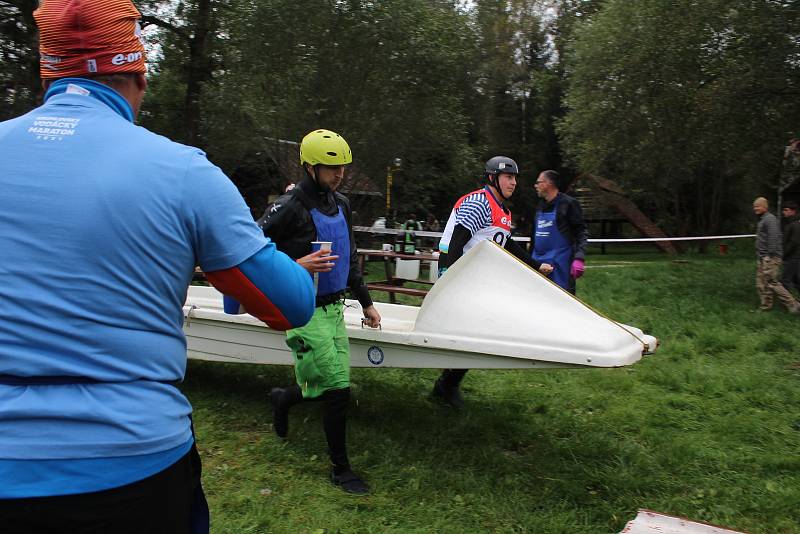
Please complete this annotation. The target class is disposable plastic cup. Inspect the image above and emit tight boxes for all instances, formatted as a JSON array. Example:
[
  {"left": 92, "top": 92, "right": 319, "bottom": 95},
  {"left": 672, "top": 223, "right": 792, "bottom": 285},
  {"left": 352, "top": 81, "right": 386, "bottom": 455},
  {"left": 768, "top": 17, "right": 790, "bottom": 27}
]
[
  {"left": 311, "top": 241, "right": 333, "bottom": 291},
  {"left": 311, "top": 241, "right": 333, "bottom": 253},
  {"left": 223, "top": 295, "right": 242, "bottom": 314}
]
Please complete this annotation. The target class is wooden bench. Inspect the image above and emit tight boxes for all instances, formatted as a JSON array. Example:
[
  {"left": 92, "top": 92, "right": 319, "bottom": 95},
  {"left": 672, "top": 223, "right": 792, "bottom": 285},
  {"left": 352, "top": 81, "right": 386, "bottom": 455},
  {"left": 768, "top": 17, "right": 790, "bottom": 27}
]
[
  {"left": 366, "top": 283, "right": 429, "bottom": 298},
  {"left": 358, "top": 248, "right": 438, "bottom": 302}
]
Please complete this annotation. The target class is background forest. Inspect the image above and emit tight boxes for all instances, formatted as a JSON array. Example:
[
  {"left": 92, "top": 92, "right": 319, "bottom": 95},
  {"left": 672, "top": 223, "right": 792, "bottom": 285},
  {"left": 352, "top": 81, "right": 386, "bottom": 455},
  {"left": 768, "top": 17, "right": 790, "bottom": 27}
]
[{"left": 2, "top": 0, "right": 799, "bottom": 235}]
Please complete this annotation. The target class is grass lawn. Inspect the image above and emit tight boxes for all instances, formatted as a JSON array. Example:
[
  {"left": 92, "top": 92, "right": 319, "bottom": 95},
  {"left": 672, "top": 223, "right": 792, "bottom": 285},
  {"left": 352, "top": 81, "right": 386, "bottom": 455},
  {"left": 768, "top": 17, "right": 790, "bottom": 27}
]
[{"left": 183, "top": 242, "right": 800, "bottom": 533}]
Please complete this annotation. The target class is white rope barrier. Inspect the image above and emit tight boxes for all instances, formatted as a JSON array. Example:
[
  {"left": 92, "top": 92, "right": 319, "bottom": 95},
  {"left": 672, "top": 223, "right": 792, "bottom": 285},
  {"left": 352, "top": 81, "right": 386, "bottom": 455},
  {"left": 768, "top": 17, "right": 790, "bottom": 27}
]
[
  {"left": 583, "top": 234, "right": 755, "bottom": 243},
  {"left": 354, "top": 226, "right": 440, "bottom": 238},
  {"left": 354, "top": 226, "right": 756, "bottom": 244}
]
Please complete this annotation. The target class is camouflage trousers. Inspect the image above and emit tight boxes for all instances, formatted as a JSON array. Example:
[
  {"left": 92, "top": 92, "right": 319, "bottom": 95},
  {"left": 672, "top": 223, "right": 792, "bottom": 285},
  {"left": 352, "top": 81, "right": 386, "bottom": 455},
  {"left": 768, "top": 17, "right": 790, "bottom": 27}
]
[{"left": 756, "top": 256, "right": 800, "bottom": 311}]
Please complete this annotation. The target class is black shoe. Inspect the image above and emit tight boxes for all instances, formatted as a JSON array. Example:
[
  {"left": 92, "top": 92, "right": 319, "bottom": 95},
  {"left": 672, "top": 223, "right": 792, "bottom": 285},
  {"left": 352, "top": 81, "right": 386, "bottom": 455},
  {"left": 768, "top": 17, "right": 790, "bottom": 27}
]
[
  {"left": 432, "top": 378, "right": 464, "bottom": 410},
  {"left": 331, "top": 468, "right": 370, "bottom": 495},
  {"left": 270, "top": 388, "right": 290, "bottom": 438}
]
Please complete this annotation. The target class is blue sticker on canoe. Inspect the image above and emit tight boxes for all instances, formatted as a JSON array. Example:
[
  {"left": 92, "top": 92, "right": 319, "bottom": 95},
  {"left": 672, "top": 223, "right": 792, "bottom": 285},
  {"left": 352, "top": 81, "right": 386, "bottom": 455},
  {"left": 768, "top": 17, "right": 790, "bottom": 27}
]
[{"left": 367, "top": 346, "right": 384, "bottom": 366}]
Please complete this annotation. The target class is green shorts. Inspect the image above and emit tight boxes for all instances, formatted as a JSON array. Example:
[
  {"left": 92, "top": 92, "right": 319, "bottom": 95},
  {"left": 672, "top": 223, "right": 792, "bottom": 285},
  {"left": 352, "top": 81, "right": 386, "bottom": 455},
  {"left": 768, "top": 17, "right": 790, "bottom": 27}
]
[{"left": 285, "top": 301, "right": 350, "bottom": 399}]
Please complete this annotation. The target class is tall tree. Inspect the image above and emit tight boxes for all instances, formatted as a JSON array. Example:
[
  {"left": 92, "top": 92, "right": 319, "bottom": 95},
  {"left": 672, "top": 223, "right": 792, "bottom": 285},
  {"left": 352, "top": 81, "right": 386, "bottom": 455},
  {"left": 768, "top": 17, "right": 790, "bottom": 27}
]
[
  {"left": 0, "top": 0, "right": 40, "bottom": 121},
  {"left": 139, "top": 0, "right": 219, "bottom": 147},
  {"left": 148, "top": 0, "right": 482, "bottom": 221},
  {"left": 467, "top": 0, "right": 560, "bottom": 231},
  {"left": 558, "top": 0, "right": 800, "bottom": 235}
]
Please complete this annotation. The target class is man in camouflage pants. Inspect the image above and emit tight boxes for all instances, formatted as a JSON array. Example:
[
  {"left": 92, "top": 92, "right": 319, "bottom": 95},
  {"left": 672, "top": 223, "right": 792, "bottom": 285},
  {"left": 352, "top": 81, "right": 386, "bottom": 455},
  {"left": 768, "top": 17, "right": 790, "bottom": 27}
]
[{"left": 753, "top": 197, "right": 800, "bottom": 313}]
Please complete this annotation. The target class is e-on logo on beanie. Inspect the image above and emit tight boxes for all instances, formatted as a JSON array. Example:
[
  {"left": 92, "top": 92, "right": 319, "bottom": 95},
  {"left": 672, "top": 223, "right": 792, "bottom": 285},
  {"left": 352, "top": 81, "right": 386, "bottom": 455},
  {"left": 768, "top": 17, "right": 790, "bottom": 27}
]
[{"left": 34, "top": 0, "right": 147, "bottom": 79}]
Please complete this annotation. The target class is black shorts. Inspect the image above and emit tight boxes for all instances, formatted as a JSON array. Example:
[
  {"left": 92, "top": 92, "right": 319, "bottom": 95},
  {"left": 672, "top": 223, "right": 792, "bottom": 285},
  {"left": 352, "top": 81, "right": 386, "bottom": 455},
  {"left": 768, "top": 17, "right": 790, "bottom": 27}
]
[{"left": 0, "top": 443, "right": 207, "bottom": 534}]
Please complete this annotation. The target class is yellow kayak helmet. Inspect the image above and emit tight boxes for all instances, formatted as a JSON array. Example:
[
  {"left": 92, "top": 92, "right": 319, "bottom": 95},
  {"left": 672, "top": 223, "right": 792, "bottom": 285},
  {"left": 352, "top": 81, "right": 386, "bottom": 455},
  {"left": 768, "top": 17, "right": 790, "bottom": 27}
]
[{"left": 299, "top": 129, "right": 353, "bottom": 166}]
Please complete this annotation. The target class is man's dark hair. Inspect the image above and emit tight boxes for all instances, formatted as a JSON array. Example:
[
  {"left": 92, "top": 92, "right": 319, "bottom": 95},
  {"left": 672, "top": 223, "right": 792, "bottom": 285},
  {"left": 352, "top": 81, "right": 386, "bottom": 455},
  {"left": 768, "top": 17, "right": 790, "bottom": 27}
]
[
  {"left": 784, "top": 200, "right": 798, "bottom": 211},
  {"left": 540, "top": 170, "right": 560, "bottom": 189}
]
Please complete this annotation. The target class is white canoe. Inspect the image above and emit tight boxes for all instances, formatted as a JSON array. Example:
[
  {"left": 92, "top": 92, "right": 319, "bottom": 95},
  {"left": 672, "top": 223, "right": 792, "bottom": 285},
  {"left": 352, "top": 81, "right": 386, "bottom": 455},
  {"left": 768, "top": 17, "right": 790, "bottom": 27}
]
[{"left": 183, "top": 240, "right": 658, "bottom": 370}]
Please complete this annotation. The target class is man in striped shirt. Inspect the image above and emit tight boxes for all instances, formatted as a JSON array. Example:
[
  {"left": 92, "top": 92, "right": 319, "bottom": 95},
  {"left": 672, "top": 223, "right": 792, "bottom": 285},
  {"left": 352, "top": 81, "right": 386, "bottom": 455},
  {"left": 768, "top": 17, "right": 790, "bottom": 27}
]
[{"left": 434, "top": 157, "right": 553, "bottom": 409}]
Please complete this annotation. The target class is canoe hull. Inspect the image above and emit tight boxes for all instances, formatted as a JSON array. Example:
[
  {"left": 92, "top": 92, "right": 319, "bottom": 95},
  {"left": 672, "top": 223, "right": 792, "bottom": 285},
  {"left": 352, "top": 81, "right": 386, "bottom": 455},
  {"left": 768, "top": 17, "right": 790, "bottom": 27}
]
[
  {"left": 184, "top": 308, "right": 585, "bottom": 369},
  {"left": 183, "top": 241, "right": 659, "bottom": 370}
]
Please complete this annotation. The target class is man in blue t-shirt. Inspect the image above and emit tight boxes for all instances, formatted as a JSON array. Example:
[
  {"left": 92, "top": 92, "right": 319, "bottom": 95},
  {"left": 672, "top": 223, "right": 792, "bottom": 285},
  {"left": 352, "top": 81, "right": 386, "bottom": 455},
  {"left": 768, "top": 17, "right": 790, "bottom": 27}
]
[{"left": 0, "top": 1, "right": 314, "bottom": 531}]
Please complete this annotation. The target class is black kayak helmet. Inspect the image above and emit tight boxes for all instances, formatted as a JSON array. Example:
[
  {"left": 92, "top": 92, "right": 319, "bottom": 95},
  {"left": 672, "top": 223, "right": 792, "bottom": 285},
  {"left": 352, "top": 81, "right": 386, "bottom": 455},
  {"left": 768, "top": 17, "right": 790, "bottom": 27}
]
[{"left": 484, "top": 156, "right": 519, "bottom": 200}]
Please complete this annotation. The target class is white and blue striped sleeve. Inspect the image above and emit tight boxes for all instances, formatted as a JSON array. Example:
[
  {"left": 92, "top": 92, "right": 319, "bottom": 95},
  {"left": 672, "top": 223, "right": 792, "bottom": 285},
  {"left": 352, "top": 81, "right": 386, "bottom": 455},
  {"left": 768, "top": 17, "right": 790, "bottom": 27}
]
[{"left": 454, "top": 194, "right": 492, "bottom": 235}]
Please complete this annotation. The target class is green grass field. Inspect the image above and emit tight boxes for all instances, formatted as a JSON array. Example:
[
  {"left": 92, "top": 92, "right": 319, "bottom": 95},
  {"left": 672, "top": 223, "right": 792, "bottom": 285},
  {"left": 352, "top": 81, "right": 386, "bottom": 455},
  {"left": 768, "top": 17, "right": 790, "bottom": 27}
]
[{"left": 183, "top": 243, "right": 800, "bottom": 533}]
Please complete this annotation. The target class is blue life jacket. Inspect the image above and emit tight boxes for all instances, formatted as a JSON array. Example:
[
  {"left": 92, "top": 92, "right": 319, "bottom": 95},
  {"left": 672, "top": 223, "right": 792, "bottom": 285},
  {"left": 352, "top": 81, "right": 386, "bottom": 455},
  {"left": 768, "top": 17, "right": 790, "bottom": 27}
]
[{"left": 311, "top": 206, "right": 351, "bottom": 297}]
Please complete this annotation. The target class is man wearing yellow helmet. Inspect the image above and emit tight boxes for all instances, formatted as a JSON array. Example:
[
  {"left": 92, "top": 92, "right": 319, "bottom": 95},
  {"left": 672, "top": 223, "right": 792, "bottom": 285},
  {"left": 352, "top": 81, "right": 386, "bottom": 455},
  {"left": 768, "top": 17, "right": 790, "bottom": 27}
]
[{"left": 256, "top": 129, "right": 381, "bottom": 494}]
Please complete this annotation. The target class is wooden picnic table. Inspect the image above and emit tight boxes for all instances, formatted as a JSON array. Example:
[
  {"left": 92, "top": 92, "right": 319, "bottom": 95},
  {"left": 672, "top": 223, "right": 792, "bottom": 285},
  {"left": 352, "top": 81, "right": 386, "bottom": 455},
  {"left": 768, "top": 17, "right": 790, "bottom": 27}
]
[{"left": 357, "top": 249, "right": 439, "bottom": 303}]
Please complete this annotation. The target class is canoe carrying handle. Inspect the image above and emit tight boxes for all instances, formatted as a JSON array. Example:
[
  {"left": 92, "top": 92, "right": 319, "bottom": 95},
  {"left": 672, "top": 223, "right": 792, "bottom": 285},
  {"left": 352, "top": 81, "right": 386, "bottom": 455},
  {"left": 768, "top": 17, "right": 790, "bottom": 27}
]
[
  {"left": 184, "top": 305, "right": 198, "bottom": 327},
  {"left": 361, "top": 318, "right": 381, "bottom": 330}
]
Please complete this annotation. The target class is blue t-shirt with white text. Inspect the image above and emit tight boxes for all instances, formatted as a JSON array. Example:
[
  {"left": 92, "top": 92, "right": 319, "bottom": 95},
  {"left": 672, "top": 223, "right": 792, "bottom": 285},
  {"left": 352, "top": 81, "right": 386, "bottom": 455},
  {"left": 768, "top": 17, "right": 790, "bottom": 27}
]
[{"left": 0, "top": 79, "right": 267, "bottom": 497}]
